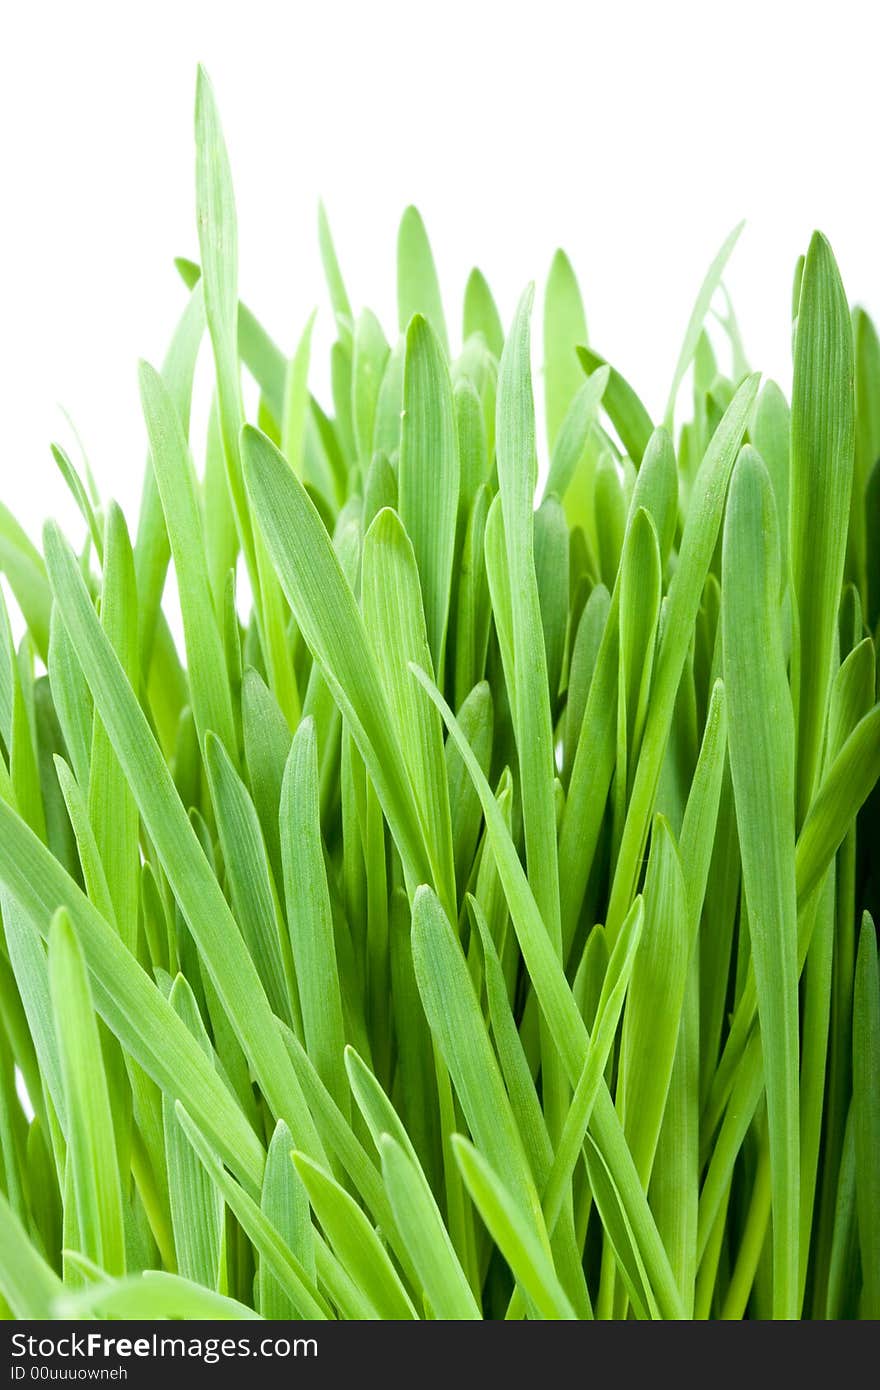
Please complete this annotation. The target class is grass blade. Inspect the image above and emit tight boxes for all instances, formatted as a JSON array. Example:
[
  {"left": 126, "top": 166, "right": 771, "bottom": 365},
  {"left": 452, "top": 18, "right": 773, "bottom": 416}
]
[
  {"left": 790, "top": 233, "right": 855, "bottom": 820},
  {"left": 722, "top": 446, "right": 799, "bottom": 1318}
]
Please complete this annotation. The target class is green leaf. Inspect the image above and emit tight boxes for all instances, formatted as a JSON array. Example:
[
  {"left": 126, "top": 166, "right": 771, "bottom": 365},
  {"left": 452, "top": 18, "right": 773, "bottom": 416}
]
[
  {"left": 49, "top": 909, "right": 125, "bottom": 1277},
  {"left": 582, "top": 1134, "right": 659, "bottom": 1320},
  {"left": 282, "top": 310, "right": 317, "bottom": 476},
  {"left": 453, "top": 484, "right": 492, "bottom": 710},
  {"left": 242, "top": 424, "right": 431, "bottom": 892},
  {"left": 409, "top": 666, "right": 685, "bottom": 1320},
  {"left": 362, "top": 507, "right": 455, "bottom": 913},
  {"left": 194, "top": 67, "right": 246, "bottom": 532},
  {"left": 352, "top": 309, "right": 390, "bottom": 466},
  {"left": 175, "top": 1104, "right": 330, "bottom": 1320},
  {"left": 452, "top": 1136, "right": 575, "bottom": 1320},
  {"left": 205, "top": 731, "right": 292, "bottom": 1023},
  {"left": 576, "top": 347, "right": 653, "bottom": 466},
  {"left": 0, "top": 1189, "right": 66, "bottom": 1318},
  {"left": 140, "top": 360, "right": 236, "bottom": 758},
  {"left": 606, "top": 372, "right": 759, "bottom": 938},
  {"left": 380, "top": 1134, "right": 481, "bottom": 1320},
  {"left": 58, "top": 1271, "right": 261, "bottom": 1321},
  {"left": 790, "top": 233, "right": 855, "bottom": 820},
  {"left": 397, "top": 205, "right": 449, "bottom": 357},
  {"left": 496, "top": 287, "right": 562, "bottom": 954},
  {"left": 446, "top": 681, "right": 493, "bottom": 899},
  {"left": 795, "top": 703, "right": 880, "bottom": 906},
  {"left": 280, "top": 718, "right": 349, "bottom": 1113},
  {"left": 259, "top": 1120, "right": 314, "bottom": 1319},
  {"left": 42, "top": 522, "right": 314, "bottom": 1174},
  {"left": 47, "top": 607, "right": 92, "bottom": 792},
  {"left": 534, "top": 496, "right": 570, "bottom": 705},
  {"left": 163, "top": 975, "right": 222, "bottom": 1289},
  {"left": 618, "top": 818, "right": 688, "bottom": 1188},
  {"left": 615, "top": 509, "right": 661, "bottom": 844},
  {"left": 542, "top": 897, "right": 643, "bottom": 1233},
  {"left": 544, "top": 249, "right": 588, "bottom": 453},
  {"left": 751, "top": 380, "right": 790, "bottom": 580},
  {"left": 317, "top": 200, "right": 353, "bottom": 332},
  {"left": 722, "top": 446, "right": 800, "bottom": 1319},
  {"left": 664, "top": 222, "right": 744, "bottom": 429},
  {"left": 50, "top": 443, "right": 103, "bottom": 561},
  {"left": 463, "top": 267, "right": 504, "bottom": 359},
  {"left": 411, "top": 884, "right": 542, "bottom": 1227},
  {"left": 372, "top": 337, "right": 405, "bottom": 462},
  {"left": 87, "top": 504, "right": 141, "bottom": 951},
  {"left": 467, "top": 894, "right": 551, "bottom": 1190},
  {"left": 544, "top": 367, "right": 609, "bottom": 503},
  {"left": 293, "top": 1151, "right": 417, "bottom": 1320},
  {"left": 0, "top": 503, "right": 51, "bottom": 660},
  {"left": 398, "top": 314, "right": 460, "bottom": 675},
  {"left": 53, "top": 756, "right": 114, "bottom": 925},
  {"left": 853, "top": 914, "right": 880, "bottom": 1317}
]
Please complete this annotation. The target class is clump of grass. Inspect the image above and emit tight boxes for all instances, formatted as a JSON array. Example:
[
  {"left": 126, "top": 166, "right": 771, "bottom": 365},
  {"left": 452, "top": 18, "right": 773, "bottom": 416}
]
[{"left": 0, "top": 67, "right": 877, "bottom": 1322}]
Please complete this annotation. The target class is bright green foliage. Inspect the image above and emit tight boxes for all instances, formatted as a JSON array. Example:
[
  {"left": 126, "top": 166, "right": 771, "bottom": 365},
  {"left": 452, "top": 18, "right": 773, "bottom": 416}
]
[{"left": 0, "top": 69, "right": 877, "bottom": 1323}]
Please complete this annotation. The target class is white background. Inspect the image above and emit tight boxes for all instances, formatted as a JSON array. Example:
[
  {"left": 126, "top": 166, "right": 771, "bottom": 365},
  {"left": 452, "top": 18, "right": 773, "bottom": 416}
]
[{"left": 2, "top": 0, "right": 878, "bottom": 548}]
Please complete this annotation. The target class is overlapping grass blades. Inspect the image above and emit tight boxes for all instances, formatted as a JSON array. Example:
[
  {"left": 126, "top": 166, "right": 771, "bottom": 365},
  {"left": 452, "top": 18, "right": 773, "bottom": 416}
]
[{"left": 0, "top": 68, "right": 877, "bottom": 1321}]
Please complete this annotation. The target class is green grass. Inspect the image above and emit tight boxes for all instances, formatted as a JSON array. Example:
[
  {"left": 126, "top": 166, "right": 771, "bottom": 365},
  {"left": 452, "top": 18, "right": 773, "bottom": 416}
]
[{"left": 0, "top": 66, "right": 878, "bottom": 1321}]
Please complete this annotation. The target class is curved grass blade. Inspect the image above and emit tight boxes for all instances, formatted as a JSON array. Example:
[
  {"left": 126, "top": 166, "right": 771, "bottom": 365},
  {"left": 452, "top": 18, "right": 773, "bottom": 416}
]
[
  {"left": 50, "top": 443, "right": 103, "bottom": 561},
  {"left": 664, "top": 222, "right": 744, "bottom": 429},
  {"left": 795, "top": 703, "right": 880, "bottom": 906},
  {"left": 576, "top": 347, "right": 653, "bottom": 466},
  {"left": 0, "top": 1190, "right": 66, "bottom": 1318},
  {"left": 0, "top": 503, "right": 51, "bottom": 660},
  {"left": 452, "top": 1136, "right": 575, "bottom": 1320},
  {"left": 544, "top": 367, "right": 609, "bottom": 503},
  {"left": 57, "top": 1271, "right": 261, "bottom": 1320},
  {"left": 317, "top": 200, "right": 353, "bottom": 333},
  {"left": 292, "top": 1151, "right": 417, "bottom": 1320}
]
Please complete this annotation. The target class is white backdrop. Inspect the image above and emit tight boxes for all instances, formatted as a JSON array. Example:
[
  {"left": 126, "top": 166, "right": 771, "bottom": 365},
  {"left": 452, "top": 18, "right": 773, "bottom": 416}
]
[{"left": 2, "top": 0, "right": 878, "bottom": 547}]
